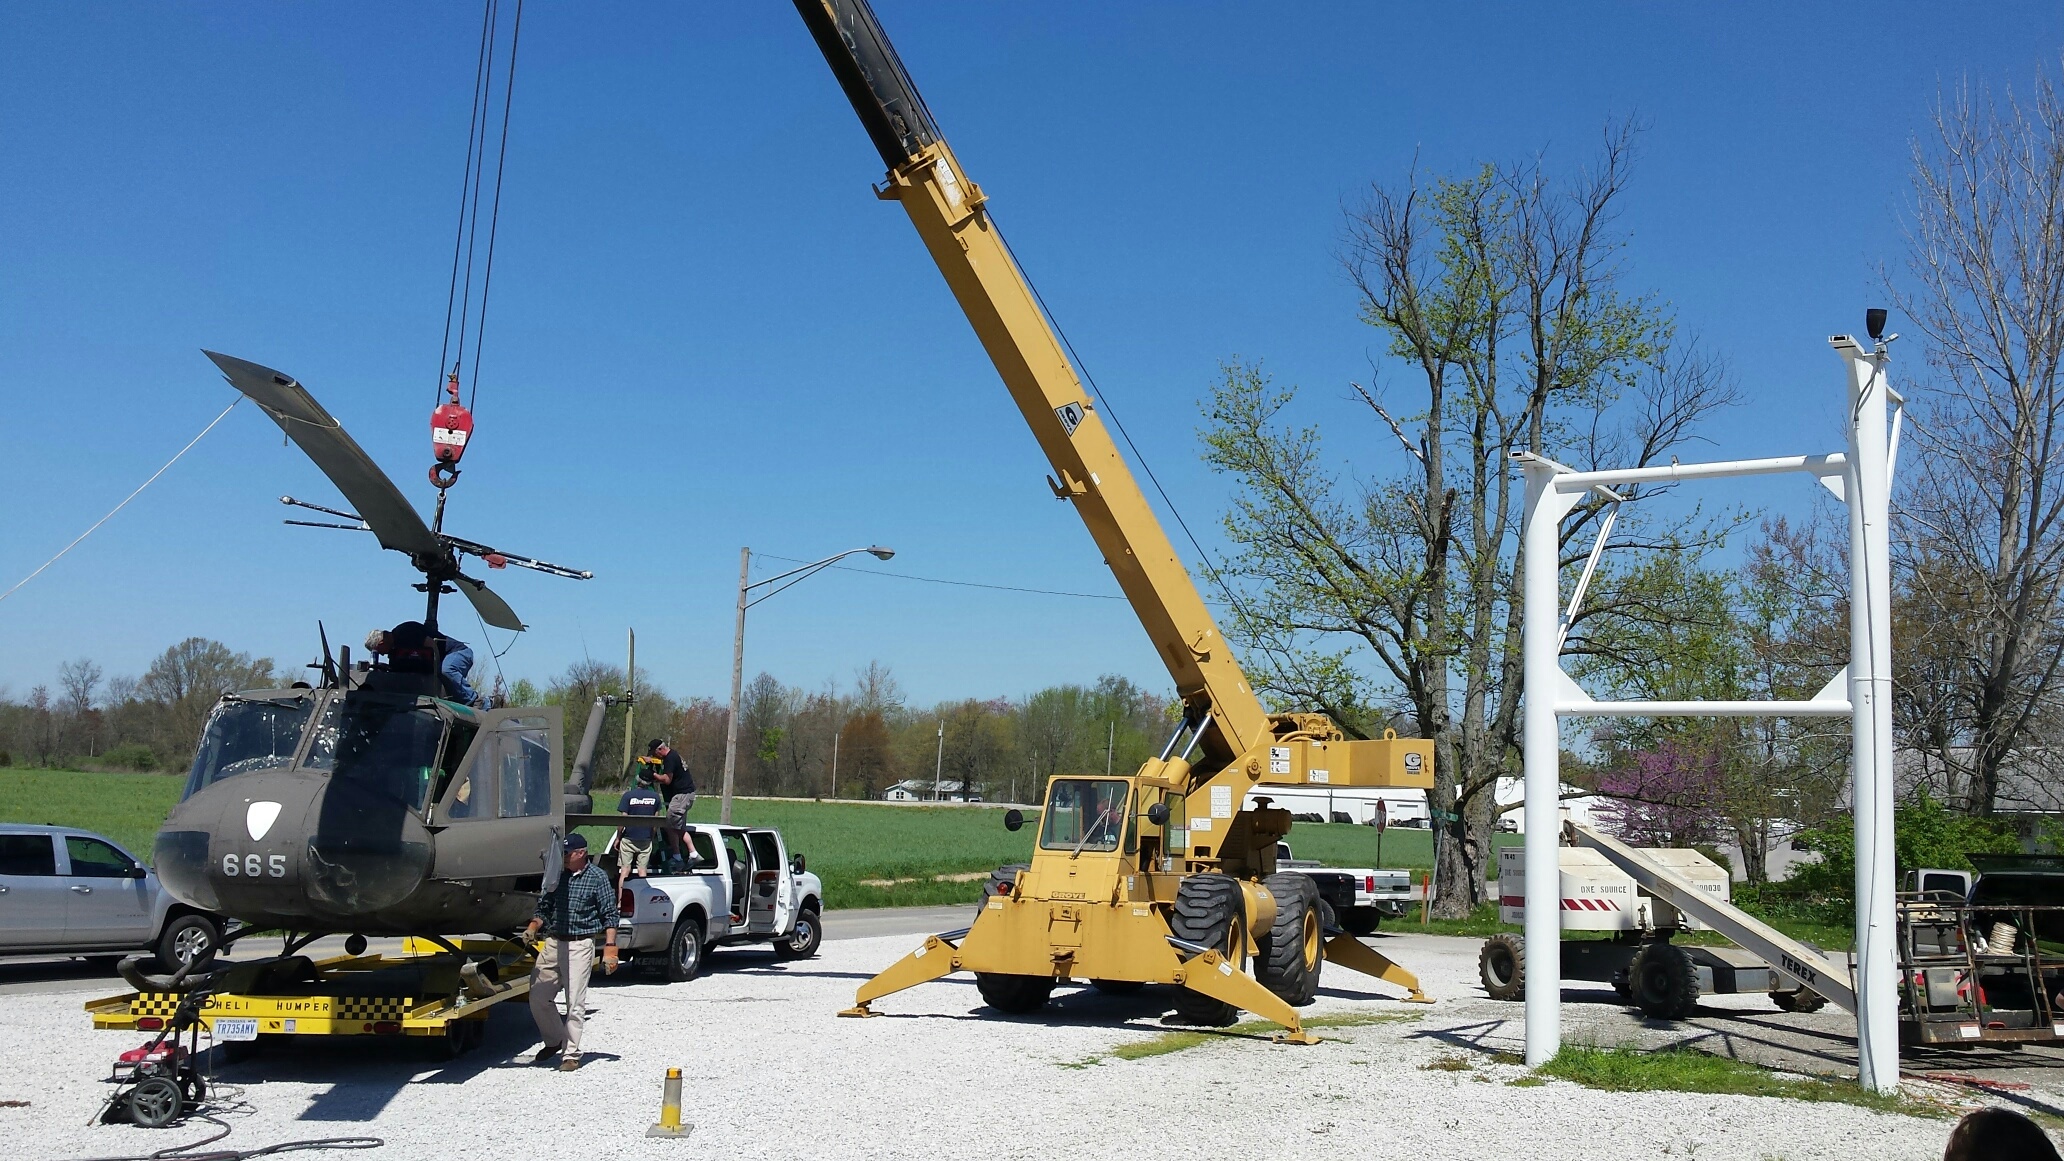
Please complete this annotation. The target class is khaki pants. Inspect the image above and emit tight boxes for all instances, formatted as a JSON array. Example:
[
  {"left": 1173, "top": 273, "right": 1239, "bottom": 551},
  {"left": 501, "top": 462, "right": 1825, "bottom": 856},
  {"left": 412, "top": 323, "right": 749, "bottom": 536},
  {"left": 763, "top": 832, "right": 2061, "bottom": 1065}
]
[{"left": 529, "top": 936, "right": 595, "bottom": 1057}]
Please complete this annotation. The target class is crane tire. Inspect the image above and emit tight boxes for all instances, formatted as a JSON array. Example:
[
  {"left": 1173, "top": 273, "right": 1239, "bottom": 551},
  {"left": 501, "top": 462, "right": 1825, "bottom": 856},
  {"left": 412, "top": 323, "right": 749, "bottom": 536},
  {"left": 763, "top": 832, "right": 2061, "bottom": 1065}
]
[
  {"left": 975, "top": 972, "right": 1054, "bottom": 1013},
  {"left": 980, "top": 864, "right": 1029, "bottom": 904},
  {"left": 1259, "top": 872, "right": 1324, "bottom": 1006},
  {"left": 1479, "top": 933, "right": 1526, "bottom": 1001},
  {"left": 1629, "top": 941, "right": 1701, "bottom": 1019},
  {"left": 1168, "top": 874, "right": 1246, "bottom": 1026}
]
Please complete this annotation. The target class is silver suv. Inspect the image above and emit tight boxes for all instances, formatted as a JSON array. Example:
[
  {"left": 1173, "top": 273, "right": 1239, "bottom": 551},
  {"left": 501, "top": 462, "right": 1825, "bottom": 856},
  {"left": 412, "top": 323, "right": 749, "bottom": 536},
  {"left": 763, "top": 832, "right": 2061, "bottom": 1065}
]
[{"left": 0, "top": 825, "right": 221, "bottom": 971}]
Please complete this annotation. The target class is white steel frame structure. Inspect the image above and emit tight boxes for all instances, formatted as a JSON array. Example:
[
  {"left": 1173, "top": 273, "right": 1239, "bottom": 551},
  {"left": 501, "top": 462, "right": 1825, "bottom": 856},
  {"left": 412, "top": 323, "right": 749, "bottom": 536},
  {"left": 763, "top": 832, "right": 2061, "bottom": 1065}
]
[{"left": 1518, "top": 328, "right": 1902, "bottom": 1092}]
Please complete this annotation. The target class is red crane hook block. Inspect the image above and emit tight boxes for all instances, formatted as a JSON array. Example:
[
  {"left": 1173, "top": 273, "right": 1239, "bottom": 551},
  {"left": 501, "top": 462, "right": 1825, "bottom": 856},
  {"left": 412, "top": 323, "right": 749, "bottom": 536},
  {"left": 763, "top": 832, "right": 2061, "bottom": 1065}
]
[{"left": 430, "top": 372, "right": 474, "bottom": 490}]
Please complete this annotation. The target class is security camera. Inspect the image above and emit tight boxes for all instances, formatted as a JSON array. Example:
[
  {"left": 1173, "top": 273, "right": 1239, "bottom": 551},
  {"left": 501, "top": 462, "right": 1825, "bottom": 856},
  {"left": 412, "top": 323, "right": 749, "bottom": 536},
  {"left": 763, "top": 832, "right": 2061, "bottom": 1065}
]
[{"left": 1866, "top": 308, "right": 1887, "bottom": 340}]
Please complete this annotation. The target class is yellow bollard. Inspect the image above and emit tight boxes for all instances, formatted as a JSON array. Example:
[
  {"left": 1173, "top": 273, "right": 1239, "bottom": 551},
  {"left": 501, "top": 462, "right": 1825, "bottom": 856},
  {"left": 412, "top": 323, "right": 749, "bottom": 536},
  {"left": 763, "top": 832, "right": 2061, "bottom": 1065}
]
[{"left": 644, "top": 1066, "right": 693, "bottom": 1139}]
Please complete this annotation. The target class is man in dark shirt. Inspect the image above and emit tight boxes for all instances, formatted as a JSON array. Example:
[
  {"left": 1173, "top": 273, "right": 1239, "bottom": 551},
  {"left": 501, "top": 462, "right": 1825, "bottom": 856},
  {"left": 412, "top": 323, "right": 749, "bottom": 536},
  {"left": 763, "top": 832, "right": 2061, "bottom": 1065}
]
[
  {"left": 522, "top": 833, "right": 618, "bottom": 1071},
  {"left": 615, "top": 762, "right": 664, "bottom": 889},
  {"left": 365, "top": 622, "right": 479, "bottom": 706},
  {"left": 649, "top": 740, "right": 694, "bottom": 867}
]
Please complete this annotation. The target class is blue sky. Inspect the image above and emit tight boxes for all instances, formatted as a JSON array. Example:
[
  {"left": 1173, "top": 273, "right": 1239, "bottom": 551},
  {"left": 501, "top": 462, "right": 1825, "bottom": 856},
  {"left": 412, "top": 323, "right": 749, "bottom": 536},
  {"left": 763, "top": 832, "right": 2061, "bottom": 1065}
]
[{"left": 3, "top": 2, "right": 2059, "bottom": 707}]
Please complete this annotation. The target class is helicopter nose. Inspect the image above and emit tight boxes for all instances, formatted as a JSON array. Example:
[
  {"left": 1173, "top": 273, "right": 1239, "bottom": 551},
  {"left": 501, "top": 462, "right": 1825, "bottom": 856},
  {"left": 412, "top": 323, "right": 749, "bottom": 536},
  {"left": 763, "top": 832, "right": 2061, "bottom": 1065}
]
[{"left": 155, "top": 770, "right": 325, "bottom": 919}]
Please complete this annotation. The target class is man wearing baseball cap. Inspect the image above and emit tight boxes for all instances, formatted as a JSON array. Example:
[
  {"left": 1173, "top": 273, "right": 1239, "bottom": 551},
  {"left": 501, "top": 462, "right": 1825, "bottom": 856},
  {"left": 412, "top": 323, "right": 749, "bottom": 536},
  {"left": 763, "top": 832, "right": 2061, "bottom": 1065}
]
[{"left": 522, "top": 833, "right": 619, "bottom": 1071}]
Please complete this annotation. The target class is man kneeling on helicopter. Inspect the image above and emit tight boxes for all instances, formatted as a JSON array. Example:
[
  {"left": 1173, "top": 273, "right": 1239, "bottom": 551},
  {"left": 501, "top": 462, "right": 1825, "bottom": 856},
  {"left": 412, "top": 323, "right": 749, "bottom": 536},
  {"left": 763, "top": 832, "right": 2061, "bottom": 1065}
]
[{"left": 365, "top": 622, "right": 479, "bottom": 706}]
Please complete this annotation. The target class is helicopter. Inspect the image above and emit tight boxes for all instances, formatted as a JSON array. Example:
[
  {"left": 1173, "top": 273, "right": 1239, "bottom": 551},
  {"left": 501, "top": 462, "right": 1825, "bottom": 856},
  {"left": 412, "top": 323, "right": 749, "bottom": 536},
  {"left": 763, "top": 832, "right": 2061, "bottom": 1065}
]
[{"left": 146, "top": 351, "right": 612, "bottom": 967}]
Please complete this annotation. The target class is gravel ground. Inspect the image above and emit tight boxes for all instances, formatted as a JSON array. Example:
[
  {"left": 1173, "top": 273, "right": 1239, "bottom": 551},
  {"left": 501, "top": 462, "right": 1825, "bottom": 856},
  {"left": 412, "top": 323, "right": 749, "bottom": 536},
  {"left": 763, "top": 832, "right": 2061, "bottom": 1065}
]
[{"left": 0, "top": 930, "right": 2017, "bottom": 1161}]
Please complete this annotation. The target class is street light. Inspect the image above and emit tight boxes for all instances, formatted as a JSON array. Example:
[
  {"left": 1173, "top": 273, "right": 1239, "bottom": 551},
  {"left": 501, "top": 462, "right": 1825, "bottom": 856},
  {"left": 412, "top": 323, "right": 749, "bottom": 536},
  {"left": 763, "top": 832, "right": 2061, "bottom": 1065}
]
[{"left": 720, "top": 544, "right": 894, "bottom": 823}]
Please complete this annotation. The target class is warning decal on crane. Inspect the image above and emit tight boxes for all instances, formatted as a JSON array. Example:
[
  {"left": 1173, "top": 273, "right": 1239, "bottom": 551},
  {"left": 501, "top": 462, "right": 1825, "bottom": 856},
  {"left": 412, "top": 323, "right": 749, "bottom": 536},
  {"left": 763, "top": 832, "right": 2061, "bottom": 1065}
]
[
  {"left": 1055, "top": 401, "right": 1084, "bottom": 435},
  {"left": 1210, "top": 785, "right": 1233, "bottom": 819}
]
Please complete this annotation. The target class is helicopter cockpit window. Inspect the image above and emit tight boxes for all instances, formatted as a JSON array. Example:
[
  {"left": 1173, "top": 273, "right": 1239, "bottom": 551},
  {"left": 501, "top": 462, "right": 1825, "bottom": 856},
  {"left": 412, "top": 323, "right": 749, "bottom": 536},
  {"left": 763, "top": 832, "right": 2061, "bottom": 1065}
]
[
  {"left": 183, "top": 698, "right": 315, "bottom": 799},
  {"left": 304, "top": 700, "right": 447, "bottom": 813},
  {"left": 1038, "top": 779, "right": 1129, "bottom": 853},
  {"left": 484, "top": 716, "right": 553, "bottom": 819}
]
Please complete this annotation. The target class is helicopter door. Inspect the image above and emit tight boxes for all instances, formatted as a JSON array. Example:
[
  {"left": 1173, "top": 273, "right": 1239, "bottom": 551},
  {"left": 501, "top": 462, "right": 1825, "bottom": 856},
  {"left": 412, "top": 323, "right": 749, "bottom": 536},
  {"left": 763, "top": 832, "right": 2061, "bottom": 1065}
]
[
  {"left": 744, "top": 829, "right": 793, "bottom": 936},
  {"left": 429, "top": 708, "right": 562, "bottom": 885}
]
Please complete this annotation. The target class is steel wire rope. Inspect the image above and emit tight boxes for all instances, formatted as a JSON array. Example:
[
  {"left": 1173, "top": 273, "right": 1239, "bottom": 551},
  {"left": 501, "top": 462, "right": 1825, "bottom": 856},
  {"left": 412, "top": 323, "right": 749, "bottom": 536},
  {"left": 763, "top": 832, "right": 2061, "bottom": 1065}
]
[
  {"left": 448, "top": 0, "right": 501, "bottom": 390},
  {"left": 465, "top": 0, "right": 525, "bottom": 412},
  {"left": 435, "top": 0, "right": 499, "bottom": 403},
  {"left": 0, "top": 398, "right": 242, "bottom": 606},
  {"left": 991, "top": 222, "right": 1351, "bottom": 708},
  {"left": 990, "top": 222, "right": 1260, "bottom": 627}
]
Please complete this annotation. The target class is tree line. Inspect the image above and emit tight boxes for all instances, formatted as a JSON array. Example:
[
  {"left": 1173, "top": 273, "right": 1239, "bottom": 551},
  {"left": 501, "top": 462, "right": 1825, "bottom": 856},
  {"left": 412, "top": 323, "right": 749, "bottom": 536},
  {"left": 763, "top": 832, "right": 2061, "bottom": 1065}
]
[{"left": 0, "top": 640, "right": 1172, "bottom": 806}]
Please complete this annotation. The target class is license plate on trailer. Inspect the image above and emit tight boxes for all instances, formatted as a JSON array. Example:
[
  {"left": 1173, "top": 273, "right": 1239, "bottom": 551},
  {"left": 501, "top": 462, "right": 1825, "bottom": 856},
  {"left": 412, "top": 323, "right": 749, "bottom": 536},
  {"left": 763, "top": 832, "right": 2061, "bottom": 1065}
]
[{"left": 212, "top": 1017, "right": 259, "bottom": 1042}]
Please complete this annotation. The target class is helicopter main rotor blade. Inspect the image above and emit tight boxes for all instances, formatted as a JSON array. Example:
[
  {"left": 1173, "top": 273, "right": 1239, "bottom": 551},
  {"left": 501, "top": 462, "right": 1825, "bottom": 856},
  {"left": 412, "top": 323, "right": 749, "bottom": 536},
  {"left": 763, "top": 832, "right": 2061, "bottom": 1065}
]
[
  {"left": 203, "top": 351, "right": 441, "bottom": 561},
  {"left": 454, "top": 573, "right": 525, "bottom": 632}
]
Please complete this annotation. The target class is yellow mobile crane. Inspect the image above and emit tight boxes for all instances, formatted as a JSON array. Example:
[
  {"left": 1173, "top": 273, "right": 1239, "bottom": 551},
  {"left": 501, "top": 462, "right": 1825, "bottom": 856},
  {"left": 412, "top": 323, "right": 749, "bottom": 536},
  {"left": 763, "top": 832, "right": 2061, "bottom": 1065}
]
[{"left": 797, "top": 0, "right": 1434, "bottom": 1040}]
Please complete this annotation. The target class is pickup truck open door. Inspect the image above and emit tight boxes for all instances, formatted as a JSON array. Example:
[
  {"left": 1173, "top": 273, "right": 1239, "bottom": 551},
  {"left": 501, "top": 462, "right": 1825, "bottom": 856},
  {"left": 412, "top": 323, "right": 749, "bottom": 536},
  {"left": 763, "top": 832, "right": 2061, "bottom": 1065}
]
[{"left": 744, "top": 829, "right": 795, "bottom": 936}]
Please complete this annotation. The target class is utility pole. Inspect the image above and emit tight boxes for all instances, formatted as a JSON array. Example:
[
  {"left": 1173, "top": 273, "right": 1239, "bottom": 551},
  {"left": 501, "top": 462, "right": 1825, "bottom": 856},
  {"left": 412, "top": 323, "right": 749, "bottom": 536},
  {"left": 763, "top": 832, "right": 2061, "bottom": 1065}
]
[
  {"left": 830, "top": 727, "right": 840, "bottom": 800},
  {"left": 720, "top": 547, "right": 750, "bottom": 825},
  {"left": 621, "top": 627, "right": 637, "bottom": 785},
  {"left": 1105, "top": 720, "right": 1114, "bottom": 775},
  {"left": 933, "top": 719, "right": 944, "bottom": 801}
]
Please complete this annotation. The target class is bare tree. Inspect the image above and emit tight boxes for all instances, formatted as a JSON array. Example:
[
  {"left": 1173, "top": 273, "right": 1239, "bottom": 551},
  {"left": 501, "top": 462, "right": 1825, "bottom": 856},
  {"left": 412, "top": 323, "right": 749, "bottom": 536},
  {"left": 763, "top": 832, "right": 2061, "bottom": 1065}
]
[
  {"left": 1205, "top": 124, "right": 1737, "bottom": 914},
  {"left": 57, "top": 658, "right": 101, "bottom": 717},
  {"left": 1891, "top": 69, "right": 2064, "bottom": 813}
]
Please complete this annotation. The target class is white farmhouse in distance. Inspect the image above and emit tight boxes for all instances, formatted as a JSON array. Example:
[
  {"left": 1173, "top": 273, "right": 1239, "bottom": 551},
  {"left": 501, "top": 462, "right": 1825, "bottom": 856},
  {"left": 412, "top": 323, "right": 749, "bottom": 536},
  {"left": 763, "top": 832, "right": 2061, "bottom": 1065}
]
[{"left": 882, "top": 779, "right": 974, "bottom": 803}]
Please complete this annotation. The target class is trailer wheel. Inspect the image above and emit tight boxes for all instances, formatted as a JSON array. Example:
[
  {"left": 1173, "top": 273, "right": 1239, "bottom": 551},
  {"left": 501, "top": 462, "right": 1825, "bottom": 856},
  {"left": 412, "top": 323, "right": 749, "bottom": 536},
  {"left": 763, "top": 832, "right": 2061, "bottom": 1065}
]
[
  {"left": 975, "top": 972, "right": 1055, "bottom": 1013},
  {"left": 1628, "top": 941, "right": 1700, "bottom": 1019},
  {"left": 1259, "top": 872, "right": 1324, "bottom": 1006},
  {"left": 1168, "top": 874, "right": 1247, "bottom": 1026},
  {"left": 1771, "top": 987, "right": 1827, "bottom": 1014},
  {"left": 1341, "top": 907, "right": 1381, "bottom": 936},
  {"left": 1479, "top": 933, "right": 1526, "bottom": 1001},
  {"left": 666, "top": 917, "right": 705, "bottom": 983}
]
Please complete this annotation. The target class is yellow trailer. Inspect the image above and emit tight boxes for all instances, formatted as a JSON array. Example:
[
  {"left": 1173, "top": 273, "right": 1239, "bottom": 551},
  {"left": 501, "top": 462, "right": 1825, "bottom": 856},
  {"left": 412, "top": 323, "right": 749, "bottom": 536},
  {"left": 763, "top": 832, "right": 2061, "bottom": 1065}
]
[{"left": 85, "top": 938, "right": 532, "bottom": 1058}]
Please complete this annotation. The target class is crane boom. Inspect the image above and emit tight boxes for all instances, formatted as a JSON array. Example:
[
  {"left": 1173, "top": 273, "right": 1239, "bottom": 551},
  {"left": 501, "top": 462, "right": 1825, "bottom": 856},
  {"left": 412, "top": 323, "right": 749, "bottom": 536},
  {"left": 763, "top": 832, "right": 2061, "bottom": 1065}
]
[
  {"left": 796, "top": 0, "right": 1268, "bottom": 763},
  {"left": 800, "top": 0, "right": 1440, "bottom": 1035}
]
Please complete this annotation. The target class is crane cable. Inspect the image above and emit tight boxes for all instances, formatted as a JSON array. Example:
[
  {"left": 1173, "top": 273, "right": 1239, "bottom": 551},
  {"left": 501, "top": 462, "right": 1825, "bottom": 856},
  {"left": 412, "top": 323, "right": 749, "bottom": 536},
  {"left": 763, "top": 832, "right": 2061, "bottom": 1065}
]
[{"left": 435, "top": 0, "right": 526, "bottom": 415}]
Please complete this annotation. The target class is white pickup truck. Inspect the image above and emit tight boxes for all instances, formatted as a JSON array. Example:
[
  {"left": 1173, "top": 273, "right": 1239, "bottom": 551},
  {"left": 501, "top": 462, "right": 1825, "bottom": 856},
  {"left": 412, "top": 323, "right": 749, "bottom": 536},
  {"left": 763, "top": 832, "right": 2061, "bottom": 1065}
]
[
  {"left": 608, "top": 823, "right": 824, "bottom": 981},
  {"left": 1276, "top": 842, "right": 1415, "bottom": 935}
]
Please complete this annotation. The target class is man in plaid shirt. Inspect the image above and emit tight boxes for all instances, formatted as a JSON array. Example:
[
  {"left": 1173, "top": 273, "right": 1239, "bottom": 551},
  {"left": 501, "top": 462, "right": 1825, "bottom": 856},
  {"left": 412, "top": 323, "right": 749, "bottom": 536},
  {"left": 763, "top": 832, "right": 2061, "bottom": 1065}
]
[{"left": 522, "top": 833, "right": 619, "bottom": 1071}]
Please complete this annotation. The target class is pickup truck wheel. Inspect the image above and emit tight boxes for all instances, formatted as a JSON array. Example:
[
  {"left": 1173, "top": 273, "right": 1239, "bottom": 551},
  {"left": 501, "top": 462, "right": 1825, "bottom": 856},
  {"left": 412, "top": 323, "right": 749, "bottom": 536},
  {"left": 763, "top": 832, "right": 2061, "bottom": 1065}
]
[
  {"left": 1168, "top": 874, "right": 1246, "bottom": 1026},
  {"left": 975, "top": 972, "right": 1054, "bottom": 1013},
  {"left": 1258, "top": 872, "right": 1323, "bottom": 1006},
  {"left": 1629, "top": 941, "right": 1700, "bottom": 1019},
  {"left": 1479, "top": 933, "right": 1525, "bottom": 1001},
  {"left": 155, "top": 914, "right": 218, "bottom": 973},
  {"left": 665, "top": 917, "right": 705, "bottom": 983},
  {"left": 775, "top": 904, "right": 821, "bottom": 960},
  {"left": 1341, "top": 907, "right": 1381, "bottom": 936}
]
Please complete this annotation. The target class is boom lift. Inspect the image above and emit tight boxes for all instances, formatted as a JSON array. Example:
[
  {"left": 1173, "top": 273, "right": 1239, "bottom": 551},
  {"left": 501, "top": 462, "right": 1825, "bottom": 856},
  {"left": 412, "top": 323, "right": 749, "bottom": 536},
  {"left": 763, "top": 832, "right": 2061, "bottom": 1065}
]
[{"left": 796, "top": 0, "right": 1435, "bottom": 1040}]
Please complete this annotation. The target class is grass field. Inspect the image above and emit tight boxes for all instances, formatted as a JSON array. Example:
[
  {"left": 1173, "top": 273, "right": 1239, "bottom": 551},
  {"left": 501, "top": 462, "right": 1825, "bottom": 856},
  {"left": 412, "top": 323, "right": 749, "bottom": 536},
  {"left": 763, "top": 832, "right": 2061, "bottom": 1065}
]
[{"left": 0, "top": 767, "right": 184, "bottom": 859}]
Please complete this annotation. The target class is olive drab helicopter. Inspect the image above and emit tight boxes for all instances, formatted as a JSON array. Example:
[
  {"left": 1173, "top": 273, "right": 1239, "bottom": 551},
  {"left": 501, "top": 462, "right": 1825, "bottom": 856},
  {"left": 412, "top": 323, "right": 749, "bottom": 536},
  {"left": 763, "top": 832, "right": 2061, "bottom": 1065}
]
[{"left": 144, "top": 351, "right": 615, "bottom": 979}]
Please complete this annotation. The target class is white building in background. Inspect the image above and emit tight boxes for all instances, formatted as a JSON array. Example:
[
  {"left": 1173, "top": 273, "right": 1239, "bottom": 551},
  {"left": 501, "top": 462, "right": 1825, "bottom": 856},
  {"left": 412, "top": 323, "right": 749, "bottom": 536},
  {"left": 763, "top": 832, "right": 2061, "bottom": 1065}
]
[
  {"left": 881, "top": 779, "right": 972, "bottom": 802},
  {"left": 1493, "top": 777, "right": 1614, "bottom": 835},
  {"left": 1243, "top": 787, "right": 1430, "bottom": 827}
]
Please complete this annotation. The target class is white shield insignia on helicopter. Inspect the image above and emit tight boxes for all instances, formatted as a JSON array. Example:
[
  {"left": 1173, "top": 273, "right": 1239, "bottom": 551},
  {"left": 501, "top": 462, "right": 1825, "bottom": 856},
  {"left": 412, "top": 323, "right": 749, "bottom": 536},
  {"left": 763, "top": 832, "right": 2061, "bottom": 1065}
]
[{"left": 246, "top": 801, "right": 283, "bottom": 842}]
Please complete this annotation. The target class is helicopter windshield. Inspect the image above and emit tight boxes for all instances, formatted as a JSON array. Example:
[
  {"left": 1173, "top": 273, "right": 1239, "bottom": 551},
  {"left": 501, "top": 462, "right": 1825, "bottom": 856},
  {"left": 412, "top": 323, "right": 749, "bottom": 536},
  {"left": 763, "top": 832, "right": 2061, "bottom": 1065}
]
[
  {"left": 304, "top": 698, "right": 447, "bottom": 813},
  {"left": 183, "top": 697, "right": 316, "bottom": 799}
]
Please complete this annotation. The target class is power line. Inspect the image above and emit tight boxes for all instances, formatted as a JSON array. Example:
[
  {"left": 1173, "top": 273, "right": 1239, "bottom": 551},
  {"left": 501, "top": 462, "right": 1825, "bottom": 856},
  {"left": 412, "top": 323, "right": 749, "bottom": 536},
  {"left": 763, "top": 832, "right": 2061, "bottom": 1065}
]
[
  {"left": 0, "top": 399, "right": 241, "bottom": 606},
  {"left": 754, "top": 553, "right": 1127, "bottom": 601}
]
